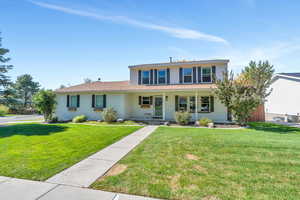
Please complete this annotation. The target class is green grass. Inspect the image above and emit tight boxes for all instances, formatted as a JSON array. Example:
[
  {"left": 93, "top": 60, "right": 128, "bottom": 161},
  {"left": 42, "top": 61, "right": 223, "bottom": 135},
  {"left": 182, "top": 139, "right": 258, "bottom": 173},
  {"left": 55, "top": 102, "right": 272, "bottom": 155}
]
[
  {"left": 91, "top": 122, "right": 300, "bottom": 200},
  {"left": 0, "top": 123, "right": 141, "bottom": 181},
  {"left": 84, "top": 120, "right": 140, "bottom": 125}
]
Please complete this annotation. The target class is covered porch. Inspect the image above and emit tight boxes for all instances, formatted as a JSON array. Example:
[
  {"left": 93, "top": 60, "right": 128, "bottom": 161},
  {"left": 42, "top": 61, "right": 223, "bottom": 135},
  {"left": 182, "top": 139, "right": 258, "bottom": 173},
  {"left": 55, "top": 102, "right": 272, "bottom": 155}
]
[{"left": 124, "top": 90, "right": 228, "bottom": 122}]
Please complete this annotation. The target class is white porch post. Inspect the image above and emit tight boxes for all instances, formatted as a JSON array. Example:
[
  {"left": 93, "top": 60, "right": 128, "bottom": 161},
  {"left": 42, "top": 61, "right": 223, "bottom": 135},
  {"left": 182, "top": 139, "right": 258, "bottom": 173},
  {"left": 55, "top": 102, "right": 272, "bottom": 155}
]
[
  {"left": 195, "top": 92, "right": 198, "bottom": 121},
  {"left": 163, "top": 93, "right": 166, "bottom": 120}
]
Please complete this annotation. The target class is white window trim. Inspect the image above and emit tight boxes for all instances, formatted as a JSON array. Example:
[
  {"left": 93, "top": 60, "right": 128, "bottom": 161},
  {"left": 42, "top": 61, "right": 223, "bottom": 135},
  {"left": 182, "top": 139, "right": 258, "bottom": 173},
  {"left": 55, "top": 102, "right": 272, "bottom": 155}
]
[
  {"left": 182, "top": 68, "right": 193, "bottom": 84},
  {"left": 157, "top": 69, "right": 167, "bottom": 84},
  {"left": 70, "top": 95, "right": 77, "bottom": 108},
  {"left": 95, "top": 95, "right": 104, "bottom": 108},
  {"left": 198, "top": 96, "right": 210, "bottom": 113},
  {"left": 142, "top": 96, "right": 151, "bottom": 105},
  {"left": 201, "top": 67, "right": 213, "bottom": 83},
  {"left": 142, "top": 70, "right": 150, "bottom": 85}
]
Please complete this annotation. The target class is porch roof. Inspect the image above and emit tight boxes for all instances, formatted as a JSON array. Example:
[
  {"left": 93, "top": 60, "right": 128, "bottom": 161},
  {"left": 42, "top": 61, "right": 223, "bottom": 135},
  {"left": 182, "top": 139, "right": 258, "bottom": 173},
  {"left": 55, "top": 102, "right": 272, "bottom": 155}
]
[{"left": 55, "top": 81, "right": 216, "bottom": 93}]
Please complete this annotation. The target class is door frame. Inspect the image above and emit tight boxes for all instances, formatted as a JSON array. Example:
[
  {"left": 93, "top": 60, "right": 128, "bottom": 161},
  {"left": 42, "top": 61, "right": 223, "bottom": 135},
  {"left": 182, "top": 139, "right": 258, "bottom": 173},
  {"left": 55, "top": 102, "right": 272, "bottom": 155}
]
[{"left": 153, "top": 96, "right": 163, "bottom": 119}]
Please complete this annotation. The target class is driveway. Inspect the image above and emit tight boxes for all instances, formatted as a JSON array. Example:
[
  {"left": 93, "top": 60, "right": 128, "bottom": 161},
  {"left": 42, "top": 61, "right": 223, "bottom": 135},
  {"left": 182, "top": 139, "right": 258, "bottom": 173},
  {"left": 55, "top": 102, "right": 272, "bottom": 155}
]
[{"left": 0, "top": 115, "right": 44, "bottom": 124}]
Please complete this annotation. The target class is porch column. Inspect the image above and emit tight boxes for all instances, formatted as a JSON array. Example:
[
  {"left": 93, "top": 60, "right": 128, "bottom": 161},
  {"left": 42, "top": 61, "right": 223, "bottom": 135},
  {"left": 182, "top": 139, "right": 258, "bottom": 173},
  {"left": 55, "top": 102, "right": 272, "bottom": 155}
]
[
  {"left": 195, "top": 92, "right": 198, "bottom": 120},
  {"left": 163, "top": 93, "right": 166, "bottom": 120}
]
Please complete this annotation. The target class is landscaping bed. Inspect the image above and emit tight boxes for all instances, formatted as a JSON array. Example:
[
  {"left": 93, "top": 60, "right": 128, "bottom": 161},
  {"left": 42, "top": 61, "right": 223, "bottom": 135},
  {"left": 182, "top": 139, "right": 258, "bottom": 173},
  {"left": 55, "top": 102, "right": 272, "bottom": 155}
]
[
  {"left": 0, "top": 123, "right": 141, "bottom": 181},
  {"left": 91, "top": 122, "right": 300, "bottom": 200}
]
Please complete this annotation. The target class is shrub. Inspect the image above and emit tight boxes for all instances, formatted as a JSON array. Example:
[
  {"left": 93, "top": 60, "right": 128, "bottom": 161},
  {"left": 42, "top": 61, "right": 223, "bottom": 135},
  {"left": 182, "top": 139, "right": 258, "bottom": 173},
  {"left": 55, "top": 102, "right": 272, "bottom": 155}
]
[
  {"left": 33, "top": 90, "right": 56, "bottom": 122},
  {"left": 72, "top": 115, "right": 87, "bottom": 123},
  {"left": 49, "top": 116, "right": 59, "bottom": 123},
  {"left": 199, "top": 117, "right": 213, "bottom": 127},
  {"left": 0, "top": 105, "right": 9, "bottom": 116},
  {"left": 174, "top": 111, "right": 191, "bottom": 125},
  {"left": 102, "top": 108, "right": 118, "bottom": 123}
]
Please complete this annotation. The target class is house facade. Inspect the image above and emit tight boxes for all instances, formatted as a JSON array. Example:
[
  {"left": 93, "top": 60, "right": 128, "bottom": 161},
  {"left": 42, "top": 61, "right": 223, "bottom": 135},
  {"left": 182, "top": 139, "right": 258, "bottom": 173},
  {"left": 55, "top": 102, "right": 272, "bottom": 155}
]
[
  {"left": 55, "top": 59, "right": 230, "bottom": 122},
  {"left": 265, "top": 73, "right": 300, "bottom": 122}
]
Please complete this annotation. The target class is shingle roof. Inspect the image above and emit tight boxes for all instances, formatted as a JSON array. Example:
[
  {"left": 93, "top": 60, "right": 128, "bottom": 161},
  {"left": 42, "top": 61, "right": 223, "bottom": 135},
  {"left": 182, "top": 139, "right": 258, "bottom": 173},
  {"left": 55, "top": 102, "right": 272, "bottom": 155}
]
[
  {"left": 128, "top": 59, "right": 229, "bottom": 69},
  {"left": 55, "top": 81, "right": 216, "bottom": 93},
  {"left": 278, "top": 73, "right": 300, "bottom": 78}
]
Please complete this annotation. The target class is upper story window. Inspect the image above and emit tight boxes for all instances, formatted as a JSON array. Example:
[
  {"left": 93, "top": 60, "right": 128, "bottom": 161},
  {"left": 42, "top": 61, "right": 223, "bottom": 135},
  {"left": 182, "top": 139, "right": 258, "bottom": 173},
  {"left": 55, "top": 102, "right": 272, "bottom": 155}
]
[
  {"left": 70, "top": 95, "right": 78, "bottom": 107},
  {"left": 95, "top": 95, "right": 104, "bottom": 108},
  {"left": 158, "top": 69, "right": 166, "bottom": 84},
  {"left": 142, "top": 70, "right": 150, "bottom": 84},
  {"left": 202, "top": 67, "right": 212, "bottom": 83},
  {"left": 183, "top": 68, "right": 193, "bottom": 83}
]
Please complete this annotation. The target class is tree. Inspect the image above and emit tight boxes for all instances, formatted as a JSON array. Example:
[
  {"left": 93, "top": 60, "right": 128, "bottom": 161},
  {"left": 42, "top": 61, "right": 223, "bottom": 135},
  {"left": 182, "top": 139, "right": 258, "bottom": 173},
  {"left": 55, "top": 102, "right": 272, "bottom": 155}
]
[
  {"left": 84, "top": 78, "right": 92, "bottom": 83},
  {"left": 0, "top": 33, "right": 13, "bottom": 104},
  {"left": 59, "top": 84, "right": 66, "bottom": 89},
  {"left": 33, "top": 90, "right": 56, "bottom": 122},
  {"left": 241, "top": 60, "right": 275, "bottom": 103},
  {"left": 13, "top": 74, "right": 40, "bottom": 107}
]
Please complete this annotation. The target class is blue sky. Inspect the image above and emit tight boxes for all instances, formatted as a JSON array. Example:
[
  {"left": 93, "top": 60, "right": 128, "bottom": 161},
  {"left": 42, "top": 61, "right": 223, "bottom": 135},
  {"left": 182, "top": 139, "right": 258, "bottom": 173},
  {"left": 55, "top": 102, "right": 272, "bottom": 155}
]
[{"left": 1, "top": 0, "right": 300, "bottom": 89}]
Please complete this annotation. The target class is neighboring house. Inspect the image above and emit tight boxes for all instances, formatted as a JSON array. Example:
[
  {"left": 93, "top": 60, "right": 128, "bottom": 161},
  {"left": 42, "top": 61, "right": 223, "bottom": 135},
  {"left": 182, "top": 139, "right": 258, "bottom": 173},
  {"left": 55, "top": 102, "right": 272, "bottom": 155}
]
[
  {"left": 265, "top": 73, "right": 300, "bottom": 122},
  {"left": 55, "top": 59, "right": 230, "bottom": 122}
]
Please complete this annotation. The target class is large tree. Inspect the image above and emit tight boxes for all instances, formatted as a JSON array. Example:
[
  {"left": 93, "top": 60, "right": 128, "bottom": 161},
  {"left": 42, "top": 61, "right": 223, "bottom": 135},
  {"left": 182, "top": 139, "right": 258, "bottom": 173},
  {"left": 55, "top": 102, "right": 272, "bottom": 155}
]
[
  {"left": 13, "top": 74, "right": 40, "bottom": 107},
  {"left": 214, "top": 60, "right": 274, "bottom": 125},
  {"left": 0, "top": 34, "right": 13, "bottom": 104}
]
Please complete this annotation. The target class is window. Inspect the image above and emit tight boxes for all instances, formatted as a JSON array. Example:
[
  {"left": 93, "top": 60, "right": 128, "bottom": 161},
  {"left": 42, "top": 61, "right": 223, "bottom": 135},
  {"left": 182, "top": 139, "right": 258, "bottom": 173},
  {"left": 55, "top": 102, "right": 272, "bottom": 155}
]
[
  {"left": 183, "top": 68, "right": 193, "bottom": 83},
  {"left": 178, "top": 96, "right": 188, "bottom": 111},
  {"left": 202, "top": 67, "right": 212, "bottom": 83},
  {"left": 142, "top": 70, "right": 150, "bottom": 84},
  {"left": 189, "top": 96, "right": 196, "bottom": 113},
  {"left": 95, "top": 95, "right": 104, "bottom": 108},
  {"left": 142, "top": 96, "right": 151, "bottom": 105},
  {"left": 199, "top": 96, "right": 210, "bottom": 112},
  {"left": 70, "top": 95, "right": 77, "bottom": 107},
  {"left": 158, "top": 69, "right": 166, "bottom": 84}
]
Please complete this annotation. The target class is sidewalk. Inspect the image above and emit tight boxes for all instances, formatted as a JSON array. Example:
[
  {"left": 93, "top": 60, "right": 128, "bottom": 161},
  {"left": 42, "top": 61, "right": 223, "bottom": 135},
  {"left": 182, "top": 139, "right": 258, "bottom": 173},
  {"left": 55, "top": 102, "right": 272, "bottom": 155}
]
[
  {"left": 0, "top": 176, "right": 159, "bottom": 200},
  {"left": 0, "top": 126, "right": 160, "bottom": 200},
  {"left": 46, "top": 126, "right": 158, "bottom": 187}
]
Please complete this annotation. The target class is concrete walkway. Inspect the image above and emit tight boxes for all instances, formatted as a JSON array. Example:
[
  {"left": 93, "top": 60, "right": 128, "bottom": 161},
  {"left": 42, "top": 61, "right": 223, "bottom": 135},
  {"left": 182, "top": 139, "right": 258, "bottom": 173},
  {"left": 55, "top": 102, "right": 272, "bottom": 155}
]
[
  {"left": 0, "top": 176, "right": 159, "bottom": 200},
  {"left": 46, "top": 126, "right": 158, "bottom": 187},
  {"left": 0, "top": 126, "right": 160, "bottom": 200}
]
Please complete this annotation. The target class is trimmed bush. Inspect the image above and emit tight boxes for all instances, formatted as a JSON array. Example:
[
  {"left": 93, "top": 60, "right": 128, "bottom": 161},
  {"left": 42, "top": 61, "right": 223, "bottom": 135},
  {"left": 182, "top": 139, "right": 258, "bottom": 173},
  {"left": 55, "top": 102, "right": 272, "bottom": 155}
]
[
  {"left": 102, "top": 108, "right": 118, "bottom": 123},
  {"left": 174, "top": 111, "right": 191, "bottom": 125},
  {"left": 72, "top": 115, "right": 87, "bottom": 123},
  {"left": 0, "top": 105, "right": 9, "bottom": 116},
  {"left": 199, "top": 117, "right": 213, "bottom": 127}
]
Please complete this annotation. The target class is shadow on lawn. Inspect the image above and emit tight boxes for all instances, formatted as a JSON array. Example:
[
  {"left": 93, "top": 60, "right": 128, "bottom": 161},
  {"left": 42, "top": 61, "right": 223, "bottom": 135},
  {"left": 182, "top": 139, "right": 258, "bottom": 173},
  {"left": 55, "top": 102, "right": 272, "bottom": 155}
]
[
  {"left": 0, "top": 124, "right": 68, "bottom": 138},
  {"left": 248, "top": 122, "right": 300, "bottom": 134}
]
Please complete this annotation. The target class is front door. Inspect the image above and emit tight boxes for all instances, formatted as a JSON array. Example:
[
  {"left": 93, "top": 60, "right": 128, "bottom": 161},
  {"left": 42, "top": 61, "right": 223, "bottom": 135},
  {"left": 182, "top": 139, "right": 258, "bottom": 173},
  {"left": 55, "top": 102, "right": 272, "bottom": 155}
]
[{"left": 154, "top": 96, "right": 163, "bottom": 118}]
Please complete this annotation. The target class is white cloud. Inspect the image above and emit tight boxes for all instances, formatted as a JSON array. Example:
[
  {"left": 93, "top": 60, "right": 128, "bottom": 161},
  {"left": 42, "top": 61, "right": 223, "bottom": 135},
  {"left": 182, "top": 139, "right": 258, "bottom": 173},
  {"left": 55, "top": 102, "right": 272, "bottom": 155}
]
[{"left": 29, "top": 0, "right": 229, "bottom": 44}]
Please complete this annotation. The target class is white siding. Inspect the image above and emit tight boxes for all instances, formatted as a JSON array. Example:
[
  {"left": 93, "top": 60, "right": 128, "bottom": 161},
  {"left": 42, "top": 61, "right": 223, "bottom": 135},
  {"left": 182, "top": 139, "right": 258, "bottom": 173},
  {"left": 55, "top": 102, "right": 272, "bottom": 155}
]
[
  {"left": 56, "top": 92, "right": 228, "bottom": 122},
  {"left": 55, "top": 93, "right": 127, "bottom": 121},
  {"left": 266, "top": 77, "right": 300, "bottom": 116},
  {"left": 129, "top": 63, "right": 227, "bottom": 85}
]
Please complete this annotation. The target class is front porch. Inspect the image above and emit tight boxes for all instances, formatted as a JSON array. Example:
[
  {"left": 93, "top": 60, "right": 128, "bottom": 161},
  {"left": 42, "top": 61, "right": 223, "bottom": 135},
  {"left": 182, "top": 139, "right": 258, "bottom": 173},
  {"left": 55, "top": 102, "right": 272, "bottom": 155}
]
[{"left": 124, "top": 91, "right": 228, "bottom": 123}]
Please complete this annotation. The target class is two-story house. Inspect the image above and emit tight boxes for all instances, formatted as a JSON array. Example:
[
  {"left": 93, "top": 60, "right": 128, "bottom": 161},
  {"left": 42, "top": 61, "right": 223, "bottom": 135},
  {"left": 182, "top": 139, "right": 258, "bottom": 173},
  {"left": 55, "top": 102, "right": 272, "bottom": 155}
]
[{"left": 55, "top": 59, "right": 230, "bottom": 122}]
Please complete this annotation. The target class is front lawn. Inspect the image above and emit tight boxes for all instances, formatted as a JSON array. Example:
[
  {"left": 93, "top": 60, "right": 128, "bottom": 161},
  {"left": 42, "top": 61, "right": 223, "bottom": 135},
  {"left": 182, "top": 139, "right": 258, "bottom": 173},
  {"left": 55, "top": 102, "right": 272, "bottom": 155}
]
[
  {"left": 92, "top": 123, "right": 300, "bottom": 200},
  {"left": 0, "top": 123, "right": 141, "bottom": 181},
  {"left": 84, "top": 120, "right": 140, "bottom": 125}
]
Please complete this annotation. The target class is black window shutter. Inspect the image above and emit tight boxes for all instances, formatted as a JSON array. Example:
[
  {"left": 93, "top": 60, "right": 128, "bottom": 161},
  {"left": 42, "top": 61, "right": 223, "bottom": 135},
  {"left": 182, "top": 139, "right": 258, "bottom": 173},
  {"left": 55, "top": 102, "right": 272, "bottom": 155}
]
[
  {"left": 103, "top": 95, "right": 106, "bottom": 108},
  {"left": 77, "top": 95, "right": 80, "bottom": 107},
  {"left": 154, "top": 69, "right": 158, "bottom": 84},
  {"left": 193, "top": 67, "right": 197, "bottom": 83},
  {"left": 67, "top": 95, "right": 70, "bottom": 107},
  {"left": 138, "top": 70, "right": 142, "bottom": 85},
  {"left": 210, "top": 96, "right": 214, "bottom": 112},
  {"left": 198, "top": 67, "right": 202, "bottom": 83},
  {"left": 92, "top": 94, "right": 95, "bottom": 108},
  {"left": 212, "top": 66, "right": 216, "bottom": 82},
  {"left": 175, "top": 95, "right": 179, "bottom": 111},
  {"left": 150, "top": 69, "right": 153, "bottom": 84},
  {"left": 179, "top": 68, "right": 183, "bottom": 83},
  {"left": 167, "top": 68, "right": 170, "bottom": 84},
  {"left": 138, "top": 96, "right": 142, "bottom": 105},
  {"left": 150, "top": 96, "right": 153, "bottom": 105}
]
